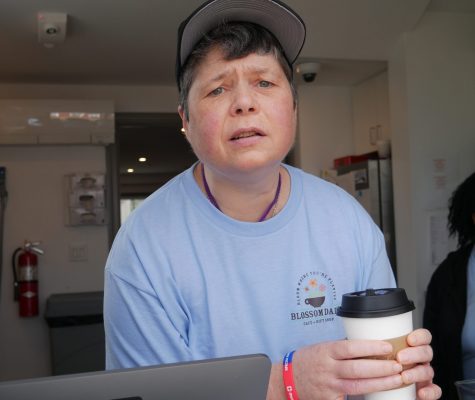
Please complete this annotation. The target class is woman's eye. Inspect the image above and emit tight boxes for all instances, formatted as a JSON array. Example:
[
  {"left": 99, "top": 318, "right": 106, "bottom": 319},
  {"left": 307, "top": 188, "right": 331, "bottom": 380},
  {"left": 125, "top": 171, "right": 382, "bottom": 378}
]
[
  {"left": 259, "top": 80, "right": 273, "bottom": 88},
  {"left": 209, "top": 87, "right": 224, "bottom": 96}
]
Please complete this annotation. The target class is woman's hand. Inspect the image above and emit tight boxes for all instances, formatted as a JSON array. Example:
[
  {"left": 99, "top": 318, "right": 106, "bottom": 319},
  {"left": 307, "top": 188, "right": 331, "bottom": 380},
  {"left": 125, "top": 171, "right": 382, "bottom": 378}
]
[
  {"left": 267, "top": 331, "right": 442, "bottom": 400},
  {"left": 397, "top": 328, "right": 442, "bottom": 399},
  {"left": 291, "top": 340, "right": 404, "bottom": 399}
]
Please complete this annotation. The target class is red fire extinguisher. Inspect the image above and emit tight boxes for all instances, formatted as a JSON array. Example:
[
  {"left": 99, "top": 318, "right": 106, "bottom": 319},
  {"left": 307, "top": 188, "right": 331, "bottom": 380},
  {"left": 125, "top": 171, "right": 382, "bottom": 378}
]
[{"left": 12, "top": 241, "right": 44, "bottom": 317}]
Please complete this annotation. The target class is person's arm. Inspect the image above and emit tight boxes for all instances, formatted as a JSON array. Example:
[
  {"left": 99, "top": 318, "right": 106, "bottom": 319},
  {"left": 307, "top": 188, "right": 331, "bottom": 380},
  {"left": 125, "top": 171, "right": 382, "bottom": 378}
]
[
  {"left": 104, "top": 268, "right": 193, "bottom": 369},
  {"left": 266, "top": 331, "right": 441, "bottom": 400},
  {"left": 104, "top": 227, "right": 193, "bottom": 369}
]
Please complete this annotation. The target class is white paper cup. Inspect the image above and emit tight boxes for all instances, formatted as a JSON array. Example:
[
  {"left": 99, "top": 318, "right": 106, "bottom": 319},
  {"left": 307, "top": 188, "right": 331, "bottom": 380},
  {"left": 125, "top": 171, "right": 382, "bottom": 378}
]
[{"left": 337, "top": 288, "right": 416, "bottom": 400}]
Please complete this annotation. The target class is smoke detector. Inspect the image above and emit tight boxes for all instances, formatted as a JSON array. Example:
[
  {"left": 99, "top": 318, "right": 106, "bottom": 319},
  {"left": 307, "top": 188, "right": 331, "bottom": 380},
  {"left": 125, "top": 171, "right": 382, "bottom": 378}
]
[{"left": 37, "top": 12, "right": 67, "bottom": 48}]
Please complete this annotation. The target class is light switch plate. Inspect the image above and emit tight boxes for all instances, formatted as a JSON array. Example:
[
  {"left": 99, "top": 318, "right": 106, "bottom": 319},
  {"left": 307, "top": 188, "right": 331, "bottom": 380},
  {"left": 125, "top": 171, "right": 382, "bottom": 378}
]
[{"left": 69, "top": 242, "right": 88, "bottom": 262}]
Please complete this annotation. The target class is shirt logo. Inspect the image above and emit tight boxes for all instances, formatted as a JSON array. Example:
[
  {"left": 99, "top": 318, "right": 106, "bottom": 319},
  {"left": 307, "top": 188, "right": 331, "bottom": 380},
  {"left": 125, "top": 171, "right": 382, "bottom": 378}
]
[{"left": 291, "top": 271, "right": 338, "bottom": 326}]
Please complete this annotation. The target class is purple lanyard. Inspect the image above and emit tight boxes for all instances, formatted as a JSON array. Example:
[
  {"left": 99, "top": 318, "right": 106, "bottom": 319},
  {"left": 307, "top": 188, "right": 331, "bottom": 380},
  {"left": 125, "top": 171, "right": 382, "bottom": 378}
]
[{"left": 201, "top": 164, "right": 281, "bottom": 222}]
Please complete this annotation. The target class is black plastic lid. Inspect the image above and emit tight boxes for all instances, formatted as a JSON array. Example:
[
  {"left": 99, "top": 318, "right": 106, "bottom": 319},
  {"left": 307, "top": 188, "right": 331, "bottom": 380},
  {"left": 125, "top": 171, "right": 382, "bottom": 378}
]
[{"left": 336, "top": 288, "right": 415, "bottom": 318}]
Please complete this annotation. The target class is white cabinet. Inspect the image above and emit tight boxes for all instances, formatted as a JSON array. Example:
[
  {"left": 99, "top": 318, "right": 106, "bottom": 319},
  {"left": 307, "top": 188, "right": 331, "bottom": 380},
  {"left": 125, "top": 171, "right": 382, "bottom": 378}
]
[
  {"left": 351, "top": 72, "right": 391, "bottom": 154},
  {"left": 0, "top": 99, "right": 114, "bottom": 145}
]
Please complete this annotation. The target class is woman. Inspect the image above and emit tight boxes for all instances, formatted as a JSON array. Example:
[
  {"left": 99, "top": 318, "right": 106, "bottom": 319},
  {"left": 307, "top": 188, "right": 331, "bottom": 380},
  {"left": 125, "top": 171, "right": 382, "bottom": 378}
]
[
  {"left": 105, "top": 1, "right": 440, "bottom": 399},
  {"left": 424, "top": 172, "right": 475, "bottom": 399}
]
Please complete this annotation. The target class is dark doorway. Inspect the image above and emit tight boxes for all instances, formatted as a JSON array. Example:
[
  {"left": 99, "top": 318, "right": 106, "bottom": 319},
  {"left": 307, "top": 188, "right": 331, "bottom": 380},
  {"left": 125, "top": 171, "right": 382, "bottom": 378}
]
[{"left": 115, "top": 112, "right": 197, "bottom": 223}]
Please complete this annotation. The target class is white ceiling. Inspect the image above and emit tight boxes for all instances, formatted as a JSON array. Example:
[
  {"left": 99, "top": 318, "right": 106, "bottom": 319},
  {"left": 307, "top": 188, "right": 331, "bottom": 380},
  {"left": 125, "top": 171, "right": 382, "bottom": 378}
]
[{"left": 0, "top": 0, "right": 436, "bottom": 87}]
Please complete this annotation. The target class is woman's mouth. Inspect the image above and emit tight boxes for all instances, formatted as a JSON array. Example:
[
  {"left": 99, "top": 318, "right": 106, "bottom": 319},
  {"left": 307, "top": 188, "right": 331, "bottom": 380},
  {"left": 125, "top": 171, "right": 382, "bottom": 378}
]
[{"left": 230, "top": 130, "right": 263, "bottom": 141}]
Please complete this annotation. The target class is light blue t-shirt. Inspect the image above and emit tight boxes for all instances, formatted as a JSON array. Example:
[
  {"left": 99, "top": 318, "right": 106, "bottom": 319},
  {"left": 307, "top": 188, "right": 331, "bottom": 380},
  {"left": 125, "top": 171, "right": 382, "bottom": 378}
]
[
  {"left": 104, "top": 164, "right": 395, "bottom": 369},
  {"left": 462, "top": 246, "right": 475, "bottom": 379}
]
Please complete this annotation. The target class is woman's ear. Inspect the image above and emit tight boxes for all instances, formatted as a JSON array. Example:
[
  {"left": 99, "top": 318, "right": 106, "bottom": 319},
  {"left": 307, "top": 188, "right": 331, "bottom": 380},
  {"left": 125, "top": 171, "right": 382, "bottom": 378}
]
[{"left": 178, "top": 105, "right": 188, "bottom": 136}]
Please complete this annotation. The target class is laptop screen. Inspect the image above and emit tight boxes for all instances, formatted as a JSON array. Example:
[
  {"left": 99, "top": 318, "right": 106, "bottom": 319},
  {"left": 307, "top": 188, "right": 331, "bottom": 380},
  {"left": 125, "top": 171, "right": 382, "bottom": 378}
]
[{"left": 0, "top": 354, "right": 271, "bottom": 400}]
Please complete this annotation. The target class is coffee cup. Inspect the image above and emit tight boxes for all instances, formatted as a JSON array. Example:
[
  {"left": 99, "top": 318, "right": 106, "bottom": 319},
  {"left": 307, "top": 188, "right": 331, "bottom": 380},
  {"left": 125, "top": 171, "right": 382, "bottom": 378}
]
[{"left": 336, "top": 288, "right": 416, "bottom": 400}]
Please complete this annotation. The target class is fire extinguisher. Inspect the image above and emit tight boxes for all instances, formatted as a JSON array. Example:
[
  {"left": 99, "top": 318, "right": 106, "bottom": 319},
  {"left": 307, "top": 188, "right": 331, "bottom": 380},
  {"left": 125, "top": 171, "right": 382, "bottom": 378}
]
[{"left": 12, "top": 241, "right": 44, "bottom": 317}]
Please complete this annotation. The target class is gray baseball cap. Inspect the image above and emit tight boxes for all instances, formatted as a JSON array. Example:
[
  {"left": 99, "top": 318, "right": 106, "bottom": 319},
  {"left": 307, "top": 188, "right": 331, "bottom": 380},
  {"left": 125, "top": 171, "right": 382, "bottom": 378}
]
[{"left": 176, "top": 0, "right": 306, "bottom": 88}]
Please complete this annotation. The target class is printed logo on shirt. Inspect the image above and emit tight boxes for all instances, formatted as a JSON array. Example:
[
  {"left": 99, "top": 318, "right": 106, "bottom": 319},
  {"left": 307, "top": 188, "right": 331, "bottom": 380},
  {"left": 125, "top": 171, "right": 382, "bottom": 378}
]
[{"left": 290, "top": 271, "right": 338, "bottom": 326}]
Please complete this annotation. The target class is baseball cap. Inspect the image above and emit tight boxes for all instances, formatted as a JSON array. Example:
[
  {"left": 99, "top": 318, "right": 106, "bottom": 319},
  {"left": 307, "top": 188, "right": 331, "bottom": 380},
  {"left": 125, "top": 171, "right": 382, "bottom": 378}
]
[{"left": 176, "top": 0, "right": 306, "bottom": 88}]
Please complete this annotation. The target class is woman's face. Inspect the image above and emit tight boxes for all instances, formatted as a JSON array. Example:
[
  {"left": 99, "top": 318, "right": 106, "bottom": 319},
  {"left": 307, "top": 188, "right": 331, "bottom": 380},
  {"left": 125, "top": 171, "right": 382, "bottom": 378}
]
[{"left": 179, "top": 47, "right": 297, "bottom": 180}]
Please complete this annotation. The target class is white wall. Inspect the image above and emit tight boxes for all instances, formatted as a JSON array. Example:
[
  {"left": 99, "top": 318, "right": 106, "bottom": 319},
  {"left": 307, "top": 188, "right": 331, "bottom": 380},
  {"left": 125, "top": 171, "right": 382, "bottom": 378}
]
[
  {"left": 0, "top": 146, "right": 108, "bottom": 380},
  {"left": 296, "top": 74, "right": 390, "bottom": 176},
  {"left": 389, "top": 11, "right": 475, "bottom": 326},
  {"left": 352, "top": 72, "right": 391, "bottom": 154},
  {"left": 296, "top": 85, "right": 354, "bottom": 176},
  {"left": 0, "top": 84, "right": 179, "bottom": 380}
]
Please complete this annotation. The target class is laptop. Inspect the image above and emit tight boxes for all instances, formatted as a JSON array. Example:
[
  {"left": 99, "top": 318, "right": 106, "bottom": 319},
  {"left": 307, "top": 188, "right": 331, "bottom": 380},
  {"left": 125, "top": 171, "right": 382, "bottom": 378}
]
[{"left": 0, "top": 354, "right": 271, "bottom": 400}]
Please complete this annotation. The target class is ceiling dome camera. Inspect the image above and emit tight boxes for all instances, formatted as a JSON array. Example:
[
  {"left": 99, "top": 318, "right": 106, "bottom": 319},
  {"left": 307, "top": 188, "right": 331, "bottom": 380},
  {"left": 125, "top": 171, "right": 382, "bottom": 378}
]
[
  {"left": 44, "top": 24, "right": 60, "bottom": 35},
  {"left": 296, "top": 62, "right": 321, "bottom": 83},
  {"left": 303, "top": 73, "right": 316, "bottom": 83}
]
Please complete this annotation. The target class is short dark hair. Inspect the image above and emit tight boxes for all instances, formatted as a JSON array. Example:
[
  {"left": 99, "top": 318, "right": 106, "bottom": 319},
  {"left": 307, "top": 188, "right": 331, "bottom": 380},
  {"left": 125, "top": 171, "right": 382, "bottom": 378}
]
[
  {"left": 448, "top": 171, "right": 475, "bottom": 248},
  {"left": 178, "top": 22, "right": 297, "bottom": 120}
]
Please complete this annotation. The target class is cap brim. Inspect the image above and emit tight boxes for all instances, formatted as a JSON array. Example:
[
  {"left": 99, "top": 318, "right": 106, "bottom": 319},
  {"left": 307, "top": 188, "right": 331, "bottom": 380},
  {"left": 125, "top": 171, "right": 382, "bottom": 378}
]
[{"left": 178, "top": 0, "right": 306, "bottom": 69}]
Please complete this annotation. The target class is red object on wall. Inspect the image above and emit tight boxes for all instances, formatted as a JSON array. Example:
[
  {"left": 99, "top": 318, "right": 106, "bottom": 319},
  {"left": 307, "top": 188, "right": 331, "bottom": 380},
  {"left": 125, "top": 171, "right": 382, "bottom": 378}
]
[
  {"left": 17, "top": 250, "right": 39, "bottom": 317},
  {"left": 333, "top": 151, "right": 379, "bottom": 169}
]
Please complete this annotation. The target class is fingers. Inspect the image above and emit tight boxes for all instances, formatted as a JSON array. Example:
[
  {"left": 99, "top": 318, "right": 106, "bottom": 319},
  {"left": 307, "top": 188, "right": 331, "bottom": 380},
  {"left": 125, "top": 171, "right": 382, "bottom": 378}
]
[
  {"left": 338, "top": 359, "right": 402, "bottom": 379},
  {"left": 331, "top": 339, "right": 393, "bottom": 360},
  {"left": 401, "top": 363, "right": 434, "bottom": 385},
  {"left": 398, "top": 344, "right": 433, "bottom": 365},
  {"left": 407, "top": 328, "right": 432, "bottom": 346},
  {"left": 338, "top": 374, "right": 403, "bottom": 396},
  {"left": 397, "top": 331, "right": 436, "bottom": 399},
  {"left": 416, "top": 382, "right": 442, "bottom": 399},
  {"left": 329, "top": 340, "right": 407, "bottom": 396},
  {"left": 292, "top": 341, "right": 405, "bottom": 399},
  {"left": 292, "top": 340, "right": 440, "bottom": 400},
  {"left": 337, "top": 362, "right": 440, "bottom": 398}
]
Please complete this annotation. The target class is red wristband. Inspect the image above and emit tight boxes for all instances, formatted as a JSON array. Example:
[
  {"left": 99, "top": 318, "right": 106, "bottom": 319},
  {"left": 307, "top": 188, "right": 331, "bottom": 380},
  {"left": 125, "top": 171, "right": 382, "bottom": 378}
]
[{"left": 283, "top": 350, "right": 300, "bottom": 400}]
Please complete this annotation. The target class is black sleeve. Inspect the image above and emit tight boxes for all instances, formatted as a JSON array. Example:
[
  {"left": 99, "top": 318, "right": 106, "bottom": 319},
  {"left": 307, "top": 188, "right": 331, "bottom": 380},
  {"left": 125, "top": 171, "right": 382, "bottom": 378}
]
[{"left": 423, "top": 266, "right": 444, "bottom": 382}]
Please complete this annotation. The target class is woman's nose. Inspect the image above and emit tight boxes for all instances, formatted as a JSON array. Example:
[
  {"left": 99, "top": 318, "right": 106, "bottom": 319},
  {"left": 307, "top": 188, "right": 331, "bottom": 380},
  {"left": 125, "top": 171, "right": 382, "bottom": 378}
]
[{"left": 231, "top": 86, "right": 258, "bottom": 115}]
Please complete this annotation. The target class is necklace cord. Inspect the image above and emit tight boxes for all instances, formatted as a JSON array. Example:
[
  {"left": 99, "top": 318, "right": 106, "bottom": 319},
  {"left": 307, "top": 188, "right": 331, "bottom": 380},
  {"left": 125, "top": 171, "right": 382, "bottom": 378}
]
[
  {"left": 201, "top": 164, "right": 222, "bottom": 211},
  {"left": 201, "top": 164, "right": 281, "bottom": 222}
]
